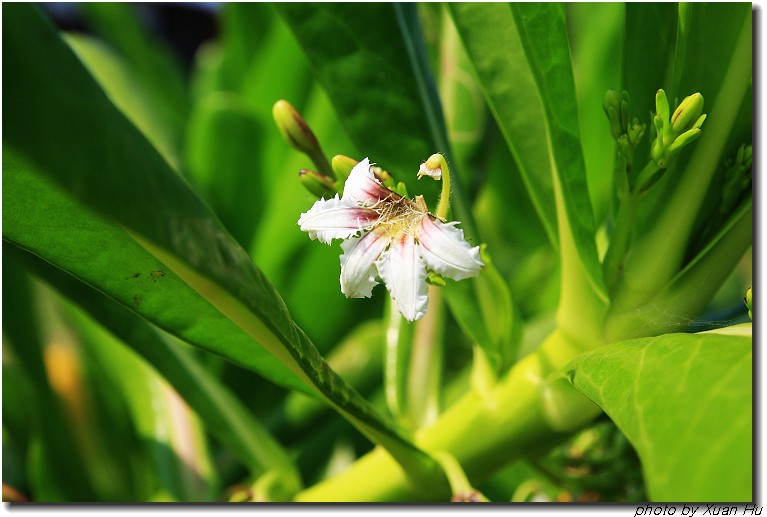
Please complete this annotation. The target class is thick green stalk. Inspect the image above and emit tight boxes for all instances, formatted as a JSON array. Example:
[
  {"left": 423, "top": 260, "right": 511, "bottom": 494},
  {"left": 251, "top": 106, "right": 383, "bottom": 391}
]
[
  {"left": 294, "top": 329, "right": 601, "bottom": 501},
  {"left": 552, "top": 161, "right": 607, "bottom": 349},
  {"left": 406, "top": 286, "right": 443, "bottom": 430}
]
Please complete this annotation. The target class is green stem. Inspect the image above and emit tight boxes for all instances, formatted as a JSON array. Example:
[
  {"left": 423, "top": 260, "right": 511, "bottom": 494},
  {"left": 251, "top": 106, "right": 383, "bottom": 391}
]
[
  {"left": 406, "top": 285, "right": 443, "bottom": 429},
  {"left": 631, "top": 160, "right": 661, "bottom": 195},
  {"left": 386, "top": 287, "right": 444, "bottom": 431},
  {"left": 294, "top": 329, "right": 602, "bottom": 501},
  {"left": 384, "top": 299, "right": 410, "bottom": 422},
  {"left": 602, "top": 193, "right": 640, "bottom": 292},
  {"left": 436, "top": 156, "right": 451, "bottom": 220}
]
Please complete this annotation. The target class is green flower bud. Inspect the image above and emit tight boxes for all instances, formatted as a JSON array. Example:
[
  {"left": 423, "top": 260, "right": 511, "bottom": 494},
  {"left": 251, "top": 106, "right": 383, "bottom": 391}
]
[
  {"left": 620, "top": 96, "right": 630, "bottom": 133},
  {"left": 650, "top": 90, "right": 707, "bottom": 169},
  {"left": 667, "top": 128, "right": 702, "bottom": 155},
  {"left": 273, "top": 100, "right": 321, "bottom": 155},
  {"left": 606, "top": 105, "right": 622, "bottom": 139},
  {"left": 693, "top": 113, "right": 707, "bottom": 131},
  {"left": 298, "top": 168, "right": 336, "bottom": 198},
  {"left": 745, "top": 287, "right": 752, "bottom": 320},
  {"left": 671, "top": 93, "right": 704, "bottom": 133},
  {"left": 655, "top": 89, "right": 670, "bottom": 125},
  {"left": 331, "top": 154, "right": 358, "bottom": 185},
  {"left": 603, "top": 89, "right": 620, "bottom": 114},
  {"left": 617, "top": 134, "right": 633, "bottom": 167},
  {"left": 273, "top": 99, "right": 333, "bottom": 178},
  {"left": 628, "top": 117, "right": 646, "bottom": 147}
]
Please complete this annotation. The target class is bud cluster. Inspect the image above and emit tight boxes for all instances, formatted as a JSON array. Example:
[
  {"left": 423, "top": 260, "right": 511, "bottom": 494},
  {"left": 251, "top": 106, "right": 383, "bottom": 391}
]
[
  {"left": 603, "top": 90, "right": 646, "bottom": 168},
  {"left": 650, "top": 89, "right": 706, "bottom": 168}
]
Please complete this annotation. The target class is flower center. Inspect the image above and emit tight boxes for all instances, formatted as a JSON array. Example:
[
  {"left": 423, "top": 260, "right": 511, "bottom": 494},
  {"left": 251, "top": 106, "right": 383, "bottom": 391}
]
[{"left": 370, "top": 196, "right": 427, "bottom": 238}]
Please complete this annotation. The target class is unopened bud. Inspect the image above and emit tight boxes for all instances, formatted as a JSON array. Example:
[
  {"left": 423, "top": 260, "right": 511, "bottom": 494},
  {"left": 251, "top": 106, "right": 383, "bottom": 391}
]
[
  {"left": 298, "top": 169, "right": 336, "bottom": 198},
  {"left": 331, "top": 154, "right": 358, "bottom": 185},
  {"left": 655, "top": 89, "right": 670, "bottom": 124},
  {"left": 650, "top": 90, "right": 706, "bottom": 169},
  {"left": 745, "top": 287, "right": 752, "bottom": 320},
  {"left": 627, "top": 117, "right": 646, "bottom": 147},
  {"left": 667, "top": 128, "right": 702, "bottom": 155},
  {"left": 619, "top": 94, "right": 630, "bottom": 133},
  {"left": 693, "top": 113, "right": 707, "bottom": 130},
  {"left": 603, "top": 90, "right": 623, "bottom": 139},
  {"left": 671, "top": 93, "right": 704, "bottom": 133},
  {"left": 273, "top": 100, "right": 320, "bottom": 155}
]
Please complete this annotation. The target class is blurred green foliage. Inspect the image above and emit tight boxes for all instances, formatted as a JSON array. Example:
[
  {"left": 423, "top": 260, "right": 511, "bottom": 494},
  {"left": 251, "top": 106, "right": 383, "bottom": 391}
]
[{"left": 3, "top": 2, "right": 751, "bottom": 503}]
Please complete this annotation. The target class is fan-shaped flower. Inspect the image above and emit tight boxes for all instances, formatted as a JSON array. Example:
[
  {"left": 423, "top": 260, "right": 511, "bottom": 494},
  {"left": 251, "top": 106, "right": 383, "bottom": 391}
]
[{"left": 298, "top": 158, "right": 484, "bottom": 321}]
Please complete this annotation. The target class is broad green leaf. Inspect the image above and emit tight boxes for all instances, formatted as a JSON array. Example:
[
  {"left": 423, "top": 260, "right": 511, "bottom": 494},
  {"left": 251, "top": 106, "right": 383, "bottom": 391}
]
[
  {"left": 566, "top": 329, "right": 752, "bottom": 501},
  {"left": 66, "top": 33, "right": 181, "bottom": 171},
  {"left": 3, "top": 154, "right": 307, "bottom": 395},
  {"left": 3, "top": 4, "right": 443, "bottom": 489},
  {"left": 510, "top": 3, "right": 606, "bottom": 302},
  {"left": 11, "top": 245, "right": 302, "bottom": 499},
  {"left": 448, "top": 3, "right": 557, "bottom": 248},
  {"left": 285, "top": 321, "right": 384, "bottom": 429}
]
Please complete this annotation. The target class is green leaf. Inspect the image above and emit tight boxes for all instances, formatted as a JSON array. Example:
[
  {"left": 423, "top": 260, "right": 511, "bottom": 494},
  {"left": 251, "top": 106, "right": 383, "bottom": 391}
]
[
  {"left": 510, "top": 3, "right": 606, "bottom": 302},
  {"left": 11, "top": 244, "right": 302, "bottom": 499},
  {"left": 567, "top": 329, "right": 752, "bottom": 501},
  {"left": 66, "top": 33, "right": 181, "bottom": 171},
  {"left": 3, "top": 152, "right": 308, "bottom": 395},
  {"left": 443, "top": 259, "right": 519, "bottom": 373},
  {"left": 3, "top": 4, "right": 443, "bottom": 490},
  {"left": 448, "top": 3, "right": 557, "bottom": 248},
  {"left": 81, "top": 3, "right": 188, "bottom": 141}
]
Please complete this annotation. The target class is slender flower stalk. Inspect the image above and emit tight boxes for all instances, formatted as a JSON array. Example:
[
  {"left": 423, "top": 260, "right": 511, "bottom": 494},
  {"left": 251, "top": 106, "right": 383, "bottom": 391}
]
[{"left": 298, "top": 157, "right": 484, "bottom": 321}]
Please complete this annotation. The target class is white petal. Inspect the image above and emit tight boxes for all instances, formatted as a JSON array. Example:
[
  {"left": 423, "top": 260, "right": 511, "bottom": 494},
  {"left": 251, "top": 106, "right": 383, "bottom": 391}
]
[
  {"left": 342, "top": 157, "right": 401, "bottom": 207},
  {"left": 376, "top": 232, "right": 429, "bottom": 322},
  {"left": 340, "top": 227, "right": 391, "bottom": 298},
  {"left": 417, "top": 161, "right": 442, "bottom": 180},
  {"left": 297, "top": 195, "right": 378, "bottom": 244},
  {"left": 416, "top": 217, "right": 484, "bottom": 281}
]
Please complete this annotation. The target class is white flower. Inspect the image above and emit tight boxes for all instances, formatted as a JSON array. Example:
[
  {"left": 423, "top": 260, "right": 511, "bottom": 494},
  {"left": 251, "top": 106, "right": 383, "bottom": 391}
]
[{"left": 297, "top": 157, "right": 484, "bottom": 321}]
